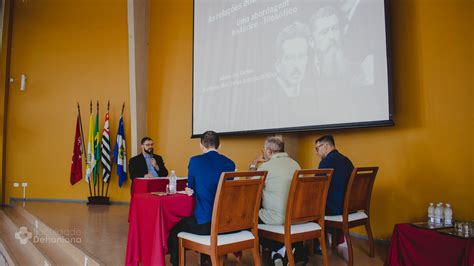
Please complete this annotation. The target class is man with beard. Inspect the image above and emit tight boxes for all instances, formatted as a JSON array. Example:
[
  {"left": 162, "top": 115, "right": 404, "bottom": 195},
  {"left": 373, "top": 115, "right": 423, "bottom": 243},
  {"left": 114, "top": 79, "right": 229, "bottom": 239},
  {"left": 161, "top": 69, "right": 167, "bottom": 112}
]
[
  {"left": 129, "top": 137, "right": 168, "bottom": 179},
  {"left": 310, "top": 6, "right": 369, "bottom": 123}
]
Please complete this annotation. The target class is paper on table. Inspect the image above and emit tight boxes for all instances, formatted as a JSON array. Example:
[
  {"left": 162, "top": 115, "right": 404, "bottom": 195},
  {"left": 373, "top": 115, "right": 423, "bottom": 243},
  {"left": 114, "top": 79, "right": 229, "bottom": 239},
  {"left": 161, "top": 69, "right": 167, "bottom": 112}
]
[{"left": 151, "top": 192, "right": 168, "bottom": 196}]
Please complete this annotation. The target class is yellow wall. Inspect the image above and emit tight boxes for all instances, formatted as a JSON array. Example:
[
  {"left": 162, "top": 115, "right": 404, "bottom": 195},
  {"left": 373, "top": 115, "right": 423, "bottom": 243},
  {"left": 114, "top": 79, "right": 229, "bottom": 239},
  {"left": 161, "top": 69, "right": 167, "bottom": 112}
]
[
  {"left": 5, "top": 0, "right": 132, "bottom": 202},
  {"left": 148, "top": 0, "right": 473, "bottom": 239},
  {"left": 0, "top": 0, "right": 13, "bottom": 204}
]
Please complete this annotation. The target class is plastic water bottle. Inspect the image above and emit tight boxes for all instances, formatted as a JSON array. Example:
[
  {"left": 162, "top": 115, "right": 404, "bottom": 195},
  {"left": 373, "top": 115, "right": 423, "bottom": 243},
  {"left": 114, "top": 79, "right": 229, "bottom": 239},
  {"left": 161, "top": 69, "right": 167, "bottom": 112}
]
[
  {"left": 444, "top": 203, "right": 453, "bottom": 225},
  {"left": 169, "top": 170, "right": 177, "bottom": 194},
  {"left": 439, "top": 202, "right": 445, "bottom": 224},
  {"left": 434, "top": 202, "right": 443, "bottom": 224},
  {"left": 427, "top": 203, "right": 435, "bottom": 224}
]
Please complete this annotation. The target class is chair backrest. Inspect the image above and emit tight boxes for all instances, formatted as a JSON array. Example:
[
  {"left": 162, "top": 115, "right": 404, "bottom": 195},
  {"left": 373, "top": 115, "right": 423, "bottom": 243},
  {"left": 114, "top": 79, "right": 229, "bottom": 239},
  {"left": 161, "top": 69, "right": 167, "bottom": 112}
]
[
  {"left": 285, "top": 169, "right": 333, "bottom": 228},
  {"left": 210, "top": 171, "right": 267, "bottom": 237},
  {"left": 343, "top": 167, "right": 378, "bottom": 216}
]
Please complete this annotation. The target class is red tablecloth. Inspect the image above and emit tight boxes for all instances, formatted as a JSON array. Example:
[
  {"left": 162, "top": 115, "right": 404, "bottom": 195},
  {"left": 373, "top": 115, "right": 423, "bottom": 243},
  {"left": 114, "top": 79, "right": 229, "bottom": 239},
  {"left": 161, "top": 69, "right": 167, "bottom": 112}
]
[
  {"left": 132, "top": 178, "right": 187, "bottom": 194},
  {"left": 125, "top": 193, "right": 194, "bottom": 266},
  {"left": 128, "top": 178, "right": 188, "bottom": 222},
  {"left": 386, "top": 223, "right": 474, "bottom": 266}
]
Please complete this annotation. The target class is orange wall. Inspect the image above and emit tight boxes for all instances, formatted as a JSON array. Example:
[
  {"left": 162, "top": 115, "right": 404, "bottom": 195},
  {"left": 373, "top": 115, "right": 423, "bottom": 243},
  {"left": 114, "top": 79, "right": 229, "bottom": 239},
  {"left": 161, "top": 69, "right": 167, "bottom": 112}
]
[
  {"left": 5, "top": 0, "right": 132, "bottom": 202},
  {"left": 148, "top": 0, "right": 473, "bottom": 239},
  {"left": 2, "top": 0, "right": 472, "bottom": 240},
  {"left": 0, "top": 0, "right": 13, "bottom": 204}
]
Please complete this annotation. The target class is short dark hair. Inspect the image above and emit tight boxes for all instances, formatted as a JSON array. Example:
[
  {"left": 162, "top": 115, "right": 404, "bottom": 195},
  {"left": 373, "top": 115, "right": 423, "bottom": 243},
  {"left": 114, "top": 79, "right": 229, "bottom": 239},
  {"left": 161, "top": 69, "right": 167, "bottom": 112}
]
[
  {"left": 141, "top": 137, "right": 152, "bottom": 145},
  {"left": 275, "top": 22, "right": 311, "bottom": 61},
  {"left": 315, "top": 134, "right": 335, "bottom": 146},
  {"left": 201, "top": 131, "right": 220, "bottom": 149}
]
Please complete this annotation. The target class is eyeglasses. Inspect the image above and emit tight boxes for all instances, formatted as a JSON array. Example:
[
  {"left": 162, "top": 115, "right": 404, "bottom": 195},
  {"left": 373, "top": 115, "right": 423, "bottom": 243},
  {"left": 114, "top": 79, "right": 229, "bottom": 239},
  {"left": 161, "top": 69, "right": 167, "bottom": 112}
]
[{"left": 315, "top": 143, "right": 325, "bottom": 152}]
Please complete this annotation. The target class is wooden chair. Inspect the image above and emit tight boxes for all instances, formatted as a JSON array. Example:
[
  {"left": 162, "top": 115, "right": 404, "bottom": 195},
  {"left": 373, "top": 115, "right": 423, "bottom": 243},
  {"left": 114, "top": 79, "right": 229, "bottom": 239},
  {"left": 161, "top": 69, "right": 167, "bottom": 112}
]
[
  {"left": 258, "top": 169, "right": 333, "bottom": 266},
  {"left": 178, "top": 171, "right": 267, "bottom": 266},
  {"left": 325, "top": 167, "right": 379, "bottom": 266}
]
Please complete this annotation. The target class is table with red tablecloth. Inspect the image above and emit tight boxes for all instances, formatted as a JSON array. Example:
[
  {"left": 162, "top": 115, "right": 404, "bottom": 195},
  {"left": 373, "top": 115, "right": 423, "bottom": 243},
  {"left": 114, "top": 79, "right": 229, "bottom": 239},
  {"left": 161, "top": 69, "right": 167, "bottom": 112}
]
[
  {"left": 132, "top": 177, "right": 187, "bottom": 194},
  {"left": 125, "top": 193, "right": 194, "bottom": 266},
  {"left": 128, "top": 178, "right": 188, "bottom": 221},
  {"left": 386, "top": 223, "right": 474, "bottom": 266}
]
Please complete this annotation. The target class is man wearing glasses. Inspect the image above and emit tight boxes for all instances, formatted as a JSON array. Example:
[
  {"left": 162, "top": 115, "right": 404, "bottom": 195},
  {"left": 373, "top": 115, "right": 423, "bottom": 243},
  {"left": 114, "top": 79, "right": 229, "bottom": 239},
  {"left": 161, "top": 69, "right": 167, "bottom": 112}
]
[
  {"left": 314, "top": 134, "right": 354, "bottom": 257},
  {"left": 129, "top": 137, "right": 168, "bottom": 179},
  {"left": 315, "top": 134, "right": 354, "bottom": 216}
]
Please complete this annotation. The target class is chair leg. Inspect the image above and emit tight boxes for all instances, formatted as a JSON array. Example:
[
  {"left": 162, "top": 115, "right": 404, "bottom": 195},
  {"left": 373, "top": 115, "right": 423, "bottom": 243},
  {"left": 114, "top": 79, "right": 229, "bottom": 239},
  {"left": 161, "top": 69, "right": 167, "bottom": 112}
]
[
  {"left": 365, "top": 220, "right": 375, "bottom": 257},
  {"left": 307, "top": 240, "right": 314, "bottom": 256},
  {"left": 331, "top": 230, "right": 337, "bottom": 250},
  {"left": 252, "top": 244, "right": 261, "bottom": 266},
  {"left": 285, "top": 242, "right": 295, "bottom": 266},
  {"left": 343, "top": 227, "right": 353, "bottom": 266},
  {"left": 179, "top": 239, "right": 185, "bottom": 266},
  {"left": 262, "top": 248, "right": 272, "bottom": 265},
  {"left": 320, "top": 234, "right": 329, "bottom": 266},
  {"left": 211, "top": 254, "right": 218, "bottom": 266}
]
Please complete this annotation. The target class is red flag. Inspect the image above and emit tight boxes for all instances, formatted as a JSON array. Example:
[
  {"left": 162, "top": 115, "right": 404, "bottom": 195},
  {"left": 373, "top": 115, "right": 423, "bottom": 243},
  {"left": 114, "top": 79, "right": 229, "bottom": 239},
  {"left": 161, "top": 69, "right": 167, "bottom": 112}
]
[{"left": 70, "top": 113, "right": 83, "bottom": 185}]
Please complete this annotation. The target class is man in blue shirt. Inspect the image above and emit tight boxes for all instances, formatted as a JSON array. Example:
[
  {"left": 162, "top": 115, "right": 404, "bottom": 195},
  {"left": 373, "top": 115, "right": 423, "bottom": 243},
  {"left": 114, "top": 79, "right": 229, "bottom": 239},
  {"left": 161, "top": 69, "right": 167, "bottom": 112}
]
[
  {"left": 315, "top": 134, "right": 354, "bottom": 215},
  {"left": 314, "top": 134, "right": 354, "bottom": 256},
  {"left": 168, "top": 131, "right": 235, "bottom": 266}
]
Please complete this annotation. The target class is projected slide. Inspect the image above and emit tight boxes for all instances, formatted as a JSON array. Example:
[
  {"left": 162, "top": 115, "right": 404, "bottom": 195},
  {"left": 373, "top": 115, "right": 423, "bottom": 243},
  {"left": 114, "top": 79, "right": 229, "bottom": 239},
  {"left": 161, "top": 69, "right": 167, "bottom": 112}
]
[{"left": 193, "top": 0, "right": 391, "bottom": 135}]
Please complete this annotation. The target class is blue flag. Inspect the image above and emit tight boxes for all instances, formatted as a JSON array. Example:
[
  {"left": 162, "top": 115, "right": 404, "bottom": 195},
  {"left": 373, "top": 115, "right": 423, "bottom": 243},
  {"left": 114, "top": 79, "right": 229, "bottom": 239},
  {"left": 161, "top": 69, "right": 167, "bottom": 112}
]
[{"left": 113, "top": 116, "right": 127, "bottom": 187}]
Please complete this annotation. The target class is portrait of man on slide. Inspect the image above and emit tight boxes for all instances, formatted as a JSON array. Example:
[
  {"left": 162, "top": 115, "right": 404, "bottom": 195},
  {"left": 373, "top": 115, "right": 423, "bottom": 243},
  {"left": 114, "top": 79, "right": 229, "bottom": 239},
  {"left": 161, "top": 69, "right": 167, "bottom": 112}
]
[
  {"left": 310, "top": 5, "right": 372, "bottom": 89},
  {"left": 309, "top": 5, "right": 376, "bottom": 123},
  {"left": 274, "top": 21, "right": 311, "bottom": 98},
  {"left": 261, "top": 21, "right": 318, "bottom": 128}
]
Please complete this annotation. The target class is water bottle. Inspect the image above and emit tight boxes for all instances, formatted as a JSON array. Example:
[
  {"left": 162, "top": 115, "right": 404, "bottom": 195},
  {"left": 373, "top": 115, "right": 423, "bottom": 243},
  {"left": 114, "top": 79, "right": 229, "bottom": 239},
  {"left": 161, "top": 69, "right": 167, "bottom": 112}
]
[
  {"left": 439, "top": 202, "right": 445, "bottom": 224},
  {"left": 434, "top": 203, "right": 442, "bottom": 224},
  {"left": 444, "top": 203, "right": 453, "bottom": 225},
  {"left": 427, "top": 203, "right": 435, "bottom": 224},
  {"left": 169, "top": 170, "right": 177, "bottom": 194}
]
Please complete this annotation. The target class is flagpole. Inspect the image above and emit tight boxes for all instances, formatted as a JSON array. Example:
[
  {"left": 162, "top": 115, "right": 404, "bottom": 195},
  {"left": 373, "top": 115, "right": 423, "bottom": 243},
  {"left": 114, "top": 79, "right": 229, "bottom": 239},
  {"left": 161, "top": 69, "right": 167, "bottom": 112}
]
[
  {"left": 96, "top": 101, "right": 100, "bottom": 197},
  {"left": 89, "top": 101, "right": 95, "bottom": 197},
  {"left": 78, "top": 103, "right": 92, "bottom": 198}
]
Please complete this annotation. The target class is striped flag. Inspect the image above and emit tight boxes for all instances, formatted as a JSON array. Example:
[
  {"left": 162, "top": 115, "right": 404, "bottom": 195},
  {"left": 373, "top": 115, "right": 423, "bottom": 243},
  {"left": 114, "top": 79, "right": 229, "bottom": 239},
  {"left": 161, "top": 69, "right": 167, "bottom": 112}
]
[
  {"left": 85, "top": 113, "right": 95, "bottom": 183},
  {"left": 113, "top": 116, "right": 127, "bottom": 187},
  {"left": 101, "top": 111, "right": 111, "bottom": 183}
]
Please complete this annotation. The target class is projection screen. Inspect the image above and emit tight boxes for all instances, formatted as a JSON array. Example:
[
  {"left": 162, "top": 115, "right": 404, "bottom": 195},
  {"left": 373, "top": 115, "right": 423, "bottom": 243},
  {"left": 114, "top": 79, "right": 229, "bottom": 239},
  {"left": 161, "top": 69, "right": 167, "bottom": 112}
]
[{"left": 193, "top": 0, "right": 393, "bottom": 136}]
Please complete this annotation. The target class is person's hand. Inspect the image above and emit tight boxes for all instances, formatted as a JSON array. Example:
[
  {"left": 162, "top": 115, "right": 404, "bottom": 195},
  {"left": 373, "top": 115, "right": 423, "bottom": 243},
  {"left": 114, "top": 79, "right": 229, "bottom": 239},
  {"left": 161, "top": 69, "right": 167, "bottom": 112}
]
[
  {"left": 144, "top": 173, "right": 154, "bottom": 179},
  {"left": 185, "top": 187, "right": 194, "bottom": 196},
  {"left": 150, "top": 158, "right": 158, "bottom": 168},
  {"left": 255, "top": 150, "right": 267, "bottom": 163},
  {"left": 250, "top": 150, "right": 266, "bottom": 169}
]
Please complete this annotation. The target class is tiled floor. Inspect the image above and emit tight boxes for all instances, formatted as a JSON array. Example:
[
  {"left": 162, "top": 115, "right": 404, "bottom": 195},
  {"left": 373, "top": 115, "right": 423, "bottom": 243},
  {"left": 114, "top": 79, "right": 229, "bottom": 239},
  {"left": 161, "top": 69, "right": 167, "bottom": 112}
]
[{"left": 6, "top": 201, "right": 388, "bottom": 265}]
